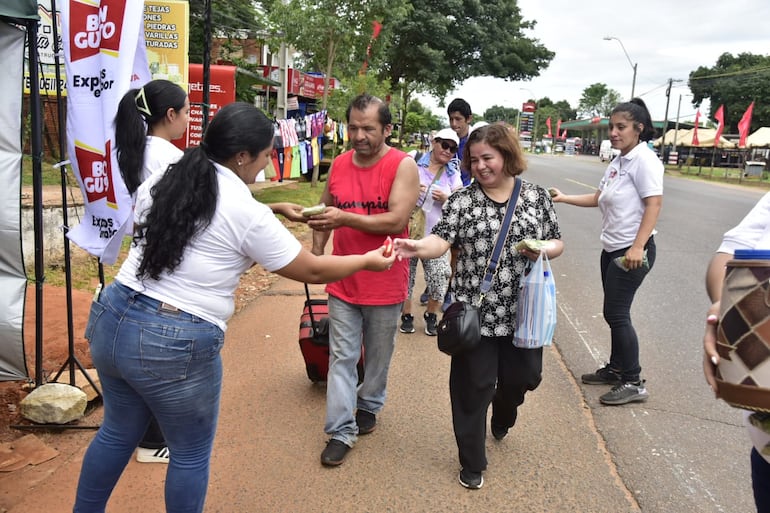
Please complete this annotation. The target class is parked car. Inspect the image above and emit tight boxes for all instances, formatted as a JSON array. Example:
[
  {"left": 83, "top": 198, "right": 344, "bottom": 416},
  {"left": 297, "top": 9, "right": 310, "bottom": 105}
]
[{"left": 599, "top": 140, "right": 620, "bottom": 162}]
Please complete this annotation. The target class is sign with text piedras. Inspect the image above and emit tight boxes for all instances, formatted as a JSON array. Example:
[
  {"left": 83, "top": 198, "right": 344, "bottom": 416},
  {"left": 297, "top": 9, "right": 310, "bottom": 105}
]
[{"left": 143, "top": 0, "right": 189, "bottom": 92}]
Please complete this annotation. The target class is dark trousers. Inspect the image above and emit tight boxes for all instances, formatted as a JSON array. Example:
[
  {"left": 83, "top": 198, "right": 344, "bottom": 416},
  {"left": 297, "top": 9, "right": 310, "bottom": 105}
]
[
  {"left": 753, "top": 447, "right": 770, "bottom": 513},
  {"left": 138, "top": 417, "right": 165, "bottom": 449},
  {"left": 600, "top": 236, "right": 656, "bottom": 382},
  {"left": 449, "top": 336, "right": 543, "bottom": 472}
]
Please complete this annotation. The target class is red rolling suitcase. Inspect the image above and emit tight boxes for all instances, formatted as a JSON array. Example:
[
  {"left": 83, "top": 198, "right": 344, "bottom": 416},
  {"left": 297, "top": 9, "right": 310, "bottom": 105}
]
[{"left": 299, "top": 284, "right": 364, "bottom": 383}]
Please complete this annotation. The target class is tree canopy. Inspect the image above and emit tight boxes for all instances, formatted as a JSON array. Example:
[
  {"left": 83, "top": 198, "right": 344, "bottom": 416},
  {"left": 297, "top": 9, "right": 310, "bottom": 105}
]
[
  {"left": 578, "top": 83, "right": 621, "bottom": 118},
  {"left": 378, "top": 0, "right": 554, "bottom": 101},
  {"left": 689, "top": 52, "right": 770, "bottom": 133}
]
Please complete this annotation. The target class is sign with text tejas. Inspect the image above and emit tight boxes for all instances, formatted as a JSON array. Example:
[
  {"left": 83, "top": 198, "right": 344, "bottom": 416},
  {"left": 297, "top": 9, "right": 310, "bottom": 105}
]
[
  {"left": 62, "top": 0, "right": 150, "bottom": 264},
  {"left": 176, "top": 64, "right": 236, "bottom": 149},
  {"left": 143, "top": 0, "right": 189, "bottom": 92}
]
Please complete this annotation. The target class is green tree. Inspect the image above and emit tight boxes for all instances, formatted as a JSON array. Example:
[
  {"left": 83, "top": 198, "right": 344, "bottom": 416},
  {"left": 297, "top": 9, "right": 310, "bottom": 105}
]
[
  {"left": 578, "top": 83, "right": 621, "bottom": 118},
  {"left": 265, "top": 0, "right": 409, "bottom": 111},
  {"left": 188, "top": 1, "right": 263, "bottom": 63},
  {"left": 483, "top": 105, "right": 519, "bottom": 125},
  {"left": 375, "top": 0, "right": 553, "bottom": 139},
  {"left": 403, "top": 99, "right": 443, "bottom": 136},
  {"left": 689, "top": 52, "right": 770, "bottom": 133}
]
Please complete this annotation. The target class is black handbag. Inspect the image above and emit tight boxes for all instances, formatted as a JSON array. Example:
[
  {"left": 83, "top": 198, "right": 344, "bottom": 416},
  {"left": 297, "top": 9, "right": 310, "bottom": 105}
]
[{"left": 436, "top": 178, "right": 522, "bottom": 356}]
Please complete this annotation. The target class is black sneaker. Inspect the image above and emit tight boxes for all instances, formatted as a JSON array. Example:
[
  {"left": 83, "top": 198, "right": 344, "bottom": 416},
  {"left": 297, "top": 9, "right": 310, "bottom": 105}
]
[
  {"left": 419, "top": 288, "right": 429, "bottom": 305},
  {"left": 399, "top": 314, "right": 415, "bottom": 333},
  {"left": 320, "top": 439, "right": 350, "bottom": 466},
  {"left": 356, "top": 409, "right": 376, "bottom": 435},
  {"left": 458, "top": 468, "right": 483, "bottom": 489},
  {"left": 581, "top": 365, "right": 622, "bottom": 385},
  {"left": 491, "top": 424, "right": 508, "bottom": 441},
  {"left": 424, "top": 312, "right": 438, "bottom": 336},
  {"left": 599, "top": 380, "right": 649, "bottom": 405}
]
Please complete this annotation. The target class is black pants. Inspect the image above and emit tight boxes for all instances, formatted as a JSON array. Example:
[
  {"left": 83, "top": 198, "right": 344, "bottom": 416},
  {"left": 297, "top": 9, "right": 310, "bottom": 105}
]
[
  {"left": 449, "top": 336, "right": 543, "bottom": 472},
  {"left": 753, "top": 447, "right": 770, "bottom": 513},
  {"left": 600, "top": 236, "right": 656, "bottom": 382},
  {"left": 138, "top": 416, "right": 165, "bottom": 450}
]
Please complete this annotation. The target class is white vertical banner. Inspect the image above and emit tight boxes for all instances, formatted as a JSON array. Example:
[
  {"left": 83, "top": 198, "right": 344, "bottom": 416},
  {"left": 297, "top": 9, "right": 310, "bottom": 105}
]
[{"left": 62, "top": 0, "right": 150, "bottom": 264}]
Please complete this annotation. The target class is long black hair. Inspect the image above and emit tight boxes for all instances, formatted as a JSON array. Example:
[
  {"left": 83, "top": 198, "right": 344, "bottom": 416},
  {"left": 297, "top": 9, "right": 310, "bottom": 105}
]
[
  {"left": 114, "top": 79, "right": 187, "bottom": 194},
  {"left": 134, "top": 102, "right": 275, "bottom": 281},
  {"left": 611, "top": 98, "right": 656, "bottom": 142}
]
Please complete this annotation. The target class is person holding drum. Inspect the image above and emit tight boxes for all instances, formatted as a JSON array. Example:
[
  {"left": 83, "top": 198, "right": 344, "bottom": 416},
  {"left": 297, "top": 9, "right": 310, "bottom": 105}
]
[{"left": 703, "top": 191, "right": 770, "bottom": 513}]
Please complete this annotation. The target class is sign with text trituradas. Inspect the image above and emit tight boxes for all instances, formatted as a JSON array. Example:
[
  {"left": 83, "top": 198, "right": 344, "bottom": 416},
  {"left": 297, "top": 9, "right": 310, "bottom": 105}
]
[
  {"left": 143, "top": 0, "right": 189, "bottom": 92},
  {"left": 175, "top": 64, "right": 236, "bottom": 150},
  {"left": 62, "top": 0, "right": 150, "bottom": 264}
]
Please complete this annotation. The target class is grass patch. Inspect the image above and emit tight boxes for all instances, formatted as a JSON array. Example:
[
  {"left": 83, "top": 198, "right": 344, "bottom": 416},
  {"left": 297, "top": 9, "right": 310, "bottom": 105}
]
[
  {"left": 252, "top": 180, "right": 325, "bottom": 206},
  {"left": 22, "top": 155, "right": 63, "bottom": 186}
]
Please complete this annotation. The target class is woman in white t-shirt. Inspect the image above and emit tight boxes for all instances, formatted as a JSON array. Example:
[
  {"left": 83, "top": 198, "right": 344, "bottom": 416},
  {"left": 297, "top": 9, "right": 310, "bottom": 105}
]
[
  {"left": 73, "top": 103, "right": 395, "bottom": 513},
  {"left": 114, "top": 79, "right": 189, "bottom": 464},
  {"left": 550, "top": 98, "right": 663, "bottom": 406},
  {"left": 703, "top": 191, "right": 770, "bottom": 512}
]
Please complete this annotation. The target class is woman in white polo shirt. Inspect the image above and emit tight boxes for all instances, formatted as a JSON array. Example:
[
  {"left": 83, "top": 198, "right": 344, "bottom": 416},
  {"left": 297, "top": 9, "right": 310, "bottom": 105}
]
[
  {"left": 73, "top": 102, "right": 395, "bottom": 513},
  {"left": 550, "top": 98, "right": 663, "bottom": 406}
]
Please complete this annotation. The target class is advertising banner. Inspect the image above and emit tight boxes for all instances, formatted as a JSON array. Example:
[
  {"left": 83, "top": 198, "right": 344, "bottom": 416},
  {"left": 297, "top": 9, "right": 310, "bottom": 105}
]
[
  {"left": 143, "top": 0, "right": 188, "bottom": 91},
  {"left": 23, "top": 1, "right": 67, "bottom": 97},
  {"left": 62, "top": 0, "right": 150, "bottom": 264},
  {"left": 178, "top": 63, "right": 237, "bottom": 149}
]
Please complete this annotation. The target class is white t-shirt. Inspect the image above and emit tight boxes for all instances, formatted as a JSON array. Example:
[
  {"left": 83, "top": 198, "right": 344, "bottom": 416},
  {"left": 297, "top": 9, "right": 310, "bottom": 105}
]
[
  {"left": 418, "top": 160, "right": 463, "bottom": 234},
  {"left": 597, "top": 142, "right": 664, "bottom": 251},
  {"left": 116, "top": 161, "right": 302, "bottom": 331},
  {"left": 141, "top": 136, "right": 183, "bottom": 184},
  {"left": 715, "top": 190, "right": 770, "bottom": 463}
]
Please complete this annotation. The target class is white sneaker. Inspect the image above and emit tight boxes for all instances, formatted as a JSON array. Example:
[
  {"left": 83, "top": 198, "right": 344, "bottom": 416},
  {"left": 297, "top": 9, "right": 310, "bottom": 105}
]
[{"left": 136, "top": 446, "right": 170, "bottom": 464}]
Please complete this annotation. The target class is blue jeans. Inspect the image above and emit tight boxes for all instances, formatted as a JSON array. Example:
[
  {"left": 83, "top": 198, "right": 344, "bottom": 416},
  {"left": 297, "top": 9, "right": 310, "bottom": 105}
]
[
  {"left": 753, "top": 447, "right": 770, "bottom": 513},
  {"left": 325, "top": 295, "right": 401, "bottom": 446},
  {"left": 600, "top": 237, "right": 656, "bottom": 382},
  {"left": 74, "top": 282, "right": 224, "bottom": 513}
]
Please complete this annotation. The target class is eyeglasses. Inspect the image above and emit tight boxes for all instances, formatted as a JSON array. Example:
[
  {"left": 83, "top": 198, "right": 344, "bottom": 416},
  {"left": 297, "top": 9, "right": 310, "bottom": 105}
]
[{"left": 434, "top": 139, "right": 458, "bottom": 153}]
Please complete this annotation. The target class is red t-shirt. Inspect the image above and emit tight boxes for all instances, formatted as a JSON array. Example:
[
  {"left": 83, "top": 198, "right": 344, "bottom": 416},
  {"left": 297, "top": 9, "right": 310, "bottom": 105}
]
[{"left": 326, "top": 147, "right": 409, "bottom": 305}]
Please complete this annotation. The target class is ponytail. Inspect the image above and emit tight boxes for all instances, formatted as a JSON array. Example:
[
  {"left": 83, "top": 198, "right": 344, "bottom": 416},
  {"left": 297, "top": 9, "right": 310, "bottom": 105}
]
[{"left": 115, "top": 88, "right": 147, "bottom": 194}]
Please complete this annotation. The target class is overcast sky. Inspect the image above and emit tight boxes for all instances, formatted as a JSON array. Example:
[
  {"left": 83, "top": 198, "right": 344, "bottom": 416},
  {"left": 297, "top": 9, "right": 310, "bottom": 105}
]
[{"left": 418, "top": 0, "right": 770, "bottom": 125}]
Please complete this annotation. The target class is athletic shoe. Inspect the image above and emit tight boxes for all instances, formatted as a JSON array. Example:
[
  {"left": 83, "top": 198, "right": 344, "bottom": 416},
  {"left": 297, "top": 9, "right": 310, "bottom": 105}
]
[
  {"left": 491, "top": 424, "right": 508, "bottom": 441},
  {"left": 442, "top": 292, "right": 453, "bottom": 312},
  {"left": 581, "top": 365, "right": 622, "bottom": 385},
  {"left": 419, "top": 288, "right": 429, "bottom": 305},
  {"left": 424, "top": 312, "right": 438, "bottom": 336},
  {"left": 599, "top": 380, "right": 649, "bottom": 405},
  {"left": 356, "top": 409, "right": 377, "bottom": 435},
  {"left": 458, "top": 468, "right": 483, "bottom": 489},
  {"left": 136, "top": 446, "right": 170, "bottom": 464},
  {"left": 320, "top": 439, "right": 350, "bottom": 467},
  {"left": 399, "top": 314, "right": 415, "bottom": 334}
]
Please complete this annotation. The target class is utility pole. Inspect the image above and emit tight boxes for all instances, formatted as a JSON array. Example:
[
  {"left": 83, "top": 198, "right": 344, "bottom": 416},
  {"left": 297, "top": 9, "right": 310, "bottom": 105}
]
[{"left": 660, "top": 78, "right": 682, "bottom": 162}]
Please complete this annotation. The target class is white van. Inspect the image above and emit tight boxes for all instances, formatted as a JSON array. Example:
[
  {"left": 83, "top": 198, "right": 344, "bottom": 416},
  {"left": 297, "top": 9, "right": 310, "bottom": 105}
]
[{"left": 599, "top": 140, "right": 620, "bottom": 162}]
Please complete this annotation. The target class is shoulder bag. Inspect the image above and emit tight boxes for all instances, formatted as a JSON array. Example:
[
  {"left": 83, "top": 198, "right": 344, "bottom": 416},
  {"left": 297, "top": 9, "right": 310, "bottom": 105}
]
[
  {"left": 437, "top": 177, "right": 522, "bottom": 356},
  {"left": 408, "top": 165, "right": 446, "bottom": 240}
]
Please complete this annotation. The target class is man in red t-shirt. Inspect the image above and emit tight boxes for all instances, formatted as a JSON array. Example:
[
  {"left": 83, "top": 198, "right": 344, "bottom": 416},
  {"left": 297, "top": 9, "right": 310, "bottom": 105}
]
[{"left": 308, "top": 94, "right": 419, "bottom": 467}]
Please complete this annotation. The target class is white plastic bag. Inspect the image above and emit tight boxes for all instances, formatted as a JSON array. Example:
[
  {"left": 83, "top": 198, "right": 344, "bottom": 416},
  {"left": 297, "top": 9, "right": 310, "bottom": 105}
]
[{"left": 513, "top": 252, "right": 557, "bottom": 349}]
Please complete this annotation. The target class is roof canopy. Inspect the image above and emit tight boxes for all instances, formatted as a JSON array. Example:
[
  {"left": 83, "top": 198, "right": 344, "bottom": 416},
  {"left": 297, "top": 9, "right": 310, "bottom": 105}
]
[
  {"left": 0, "top": 0, "right": 38, "bottom": 22},
  {"left": 747, "top": 127, "right": 770, "bottom": 148},
  {"left": 653, "top": 128, "right": 735, "bottom": 148}
]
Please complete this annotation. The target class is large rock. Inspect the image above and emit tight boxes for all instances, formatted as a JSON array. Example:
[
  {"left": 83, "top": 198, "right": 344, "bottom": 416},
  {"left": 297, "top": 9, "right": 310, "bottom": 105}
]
[{"left": 19, "top": 383, "right": 87, "bottom": 424}]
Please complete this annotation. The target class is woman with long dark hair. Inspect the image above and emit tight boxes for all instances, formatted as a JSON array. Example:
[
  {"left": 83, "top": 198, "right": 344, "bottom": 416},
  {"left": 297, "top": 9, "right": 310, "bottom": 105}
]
[
  {"left": 114, "top": 79, "right": 188, "bottom": 464},
  {"left": 551, "top": 98, "right": 664, "bottom": 405},
  {"left": 73, "top": 102, "right": 395, "bottom": 513}
]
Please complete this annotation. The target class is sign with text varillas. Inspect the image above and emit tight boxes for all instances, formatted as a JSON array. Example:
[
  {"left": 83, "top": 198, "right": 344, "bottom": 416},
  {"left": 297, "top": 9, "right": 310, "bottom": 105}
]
[{"left": 62, "top": 0, "right": 150, "bottom": 264}]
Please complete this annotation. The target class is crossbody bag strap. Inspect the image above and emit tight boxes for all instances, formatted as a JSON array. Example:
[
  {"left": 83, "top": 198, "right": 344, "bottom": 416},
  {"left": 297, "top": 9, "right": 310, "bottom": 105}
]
[
  {"left": 416, "top": 165, "right": 446, "bottom": 208},
  {"left": 478, "top": 177, "right": 522, "bottom": 299}
]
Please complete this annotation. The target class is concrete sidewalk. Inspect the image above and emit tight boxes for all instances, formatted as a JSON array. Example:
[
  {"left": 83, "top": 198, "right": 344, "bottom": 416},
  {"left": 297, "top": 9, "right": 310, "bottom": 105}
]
[{"left": 2, "top": 273, "right": 639, "bottom": 512}]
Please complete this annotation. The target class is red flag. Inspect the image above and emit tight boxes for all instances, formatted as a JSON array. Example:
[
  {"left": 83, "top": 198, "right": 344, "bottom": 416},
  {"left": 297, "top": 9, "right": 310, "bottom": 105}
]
[
  {"left": 738, "top": 101, "right": 755, "bottom": 148},
  {"left": 561, "top": 129, "right": 567, "bottom": 138},
  {"left": 360, "top": 21, "right": 383, "bottom": 75},
  {"left": 713, "top": 104, "right": 724, "bottom": 147},
  {"left": 556, "top": 119, "right": 562, "bottom": 138},
  {"left": 545, "top": 117, "right": 552, "bottom": 137},
  {"left": 692, "top": 110, "right": 700, "bottom": 146}
]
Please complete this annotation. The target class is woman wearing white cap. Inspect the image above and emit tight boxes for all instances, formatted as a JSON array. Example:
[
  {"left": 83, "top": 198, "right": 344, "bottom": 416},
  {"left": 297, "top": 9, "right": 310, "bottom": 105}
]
[{"left": 400, "top": 128, "right": 464, "bottom": 335}]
